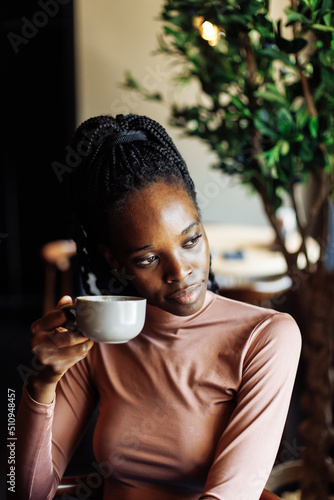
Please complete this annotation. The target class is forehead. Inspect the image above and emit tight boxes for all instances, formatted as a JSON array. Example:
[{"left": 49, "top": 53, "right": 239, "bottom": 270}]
[{"left": 111, "top": 182, "right": 199, "bottom": 249}]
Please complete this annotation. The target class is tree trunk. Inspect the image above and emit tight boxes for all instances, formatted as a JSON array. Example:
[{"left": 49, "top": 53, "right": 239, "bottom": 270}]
[{"left": 291, "top": 266, "right": 334, "bottom": 499}]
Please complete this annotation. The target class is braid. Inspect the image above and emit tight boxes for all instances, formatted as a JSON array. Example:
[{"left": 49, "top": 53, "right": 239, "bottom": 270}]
[
  {"left": 208, "top": 255, "right": 220, "bottom": 294},
  {"left": 68, "top": 113, "right": 219, "bottom": 295}
]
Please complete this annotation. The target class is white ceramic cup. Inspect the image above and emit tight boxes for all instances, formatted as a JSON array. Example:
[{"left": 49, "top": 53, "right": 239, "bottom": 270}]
[{"left": 62, "top": 296, "right": 146, "bottom": 343}]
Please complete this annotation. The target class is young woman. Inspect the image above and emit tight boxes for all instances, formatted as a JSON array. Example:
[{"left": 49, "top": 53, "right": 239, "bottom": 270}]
[{"left": 14, "top": 114, "right": 301, "bottom": 500}]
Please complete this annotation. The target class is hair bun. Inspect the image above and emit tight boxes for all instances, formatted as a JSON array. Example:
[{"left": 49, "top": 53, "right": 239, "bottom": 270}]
[{"left": 101, "top": 129, "right": 148, "bottom": 151}]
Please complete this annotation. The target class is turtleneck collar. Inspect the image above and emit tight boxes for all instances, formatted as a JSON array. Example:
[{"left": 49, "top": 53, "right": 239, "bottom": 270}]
[{"left": 144, "top": 290, "right": 217, "bottom": 330}]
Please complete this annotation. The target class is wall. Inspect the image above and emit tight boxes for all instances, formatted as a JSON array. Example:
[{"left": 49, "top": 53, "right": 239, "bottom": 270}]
[{"left": 73, "top": 0, "right": 270, "bottom": 226}]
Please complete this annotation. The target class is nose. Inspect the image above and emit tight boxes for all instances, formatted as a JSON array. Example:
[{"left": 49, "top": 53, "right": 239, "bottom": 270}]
[{"left": 164, "top": 254, "right": 193, "bottom": 284}]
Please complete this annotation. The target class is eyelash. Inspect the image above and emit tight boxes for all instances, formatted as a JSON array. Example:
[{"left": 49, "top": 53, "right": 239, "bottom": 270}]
[
  {"left": 135, "top": 234, "right": 202, "bottom": 267},
  {"left": 136, "top": 255, "right": 158, "bottom": 267},
  {"left": 184, "top": 234, "right": 202, "bottom": 248}
]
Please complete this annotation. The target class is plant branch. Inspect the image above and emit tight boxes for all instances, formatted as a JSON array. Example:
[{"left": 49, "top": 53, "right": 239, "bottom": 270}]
[
  {"left": 319, "top": 192, "right": 330, "bottom": 265},
  {"left": 298, "top": 61, "right": 318, "bottom": 118},
  {"left": 253, "top": 177, "right": 297, "bottom": 270},
  {"left": 241, "top": 31, "right": 296, "bottom": 270},
  {"left": 305, "top": 168, "right": 331, "bottom": 239},
  {"left": 290, "top": 0, "right": 318, "bottom": 118},
  {"left": 241, "top": 32, "right": 257, "bottom": 88},
  {"left": 291, "top": 183, "right": 310, "bottom": 269},
  {"left": 240, "top": 32, "right": 297, "bottom": 271}
]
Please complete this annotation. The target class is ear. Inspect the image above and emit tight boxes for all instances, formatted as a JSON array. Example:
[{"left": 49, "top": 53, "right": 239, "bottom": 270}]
[{"left": 98, "top": 243, "right": 120, "bottom": 270}]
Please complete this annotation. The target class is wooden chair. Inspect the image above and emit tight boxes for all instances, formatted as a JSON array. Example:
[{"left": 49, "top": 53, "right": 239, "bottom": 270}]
[
  {"left": 266, "top": 459, "right": 304, "bottom": 495},
  {"left": 218, "top": 275, "right": 292, "bottom": 307},
  {"left": 261, "top": 489, "right": 282, "bottom": 499},
  {"left": 266, "top": 459, "right": 334, "bottom": 497},
  {"left": 41, "top": 239, "right": 77, "bottom": 314},
  {"left": 54, "top": 474, "right": 103, "bottom": 499},
  {"left": 55, "top": 475, "right": 281, "bottom": 499}
]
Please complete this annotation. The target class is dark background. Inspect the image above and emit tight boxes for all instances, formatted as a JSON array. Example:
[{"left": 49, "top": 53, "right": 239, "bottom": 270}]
[
  {"left": 1, "top": 0, "right": 76, "bottom": 309},
  {"left": 1, "top": 1, "right": 96, "bottom": 496}
]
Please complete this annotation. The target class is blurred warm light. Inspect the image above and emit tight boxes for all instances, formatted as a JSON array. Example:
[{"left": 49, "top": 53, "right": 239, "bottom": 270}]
[
  {"left": 193, "top": 15, "right": 204, "bottom": 29},
  {"left": 193, "top": 16, "right": 221, "bottom": 46}
]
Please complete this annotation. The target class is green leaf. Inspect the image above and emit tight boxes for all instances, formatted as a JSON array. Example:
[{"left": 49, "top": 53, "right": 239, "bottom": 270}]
[
  {"left": 276, "top": 108, "right": 294, "bottom": 136},
  {"left": 217, "top": 13, "right": 249, "bottom": 27},
  {"left": 279, "top": 139, "right": 290, "bottom": 156},
  {"left": 309, "top": 0, "right": 321, "bottom": 10},
  {"left": 321, "top": 68, "right": 334, "bottom": 93},
  {"left": 295, "top": 104, "right": 309, "bottom": 129},
  {"left": 285, "top": 10, "right": 313, "bottom": 25},
  {"left": 312, "top": 23, "right": 334, "bottom": 32},
  {"left": 254, "top": 88, "right": 287, "bottom": 106},
  {"left": 230, "top": 95, "right": 246, "bottom": 111},
  {"left": 299, "top": 141, "right": 314, "bottom": 162},
  {"left": 163, "top": 25, "right": 181, "bottom": 37},
  {"left": 266, "top": 144, "right": 281, "bottom": 167},
  {"left": 145, "top": 93, "right": 163, "bottom": 101},
  {"left": 291, "top": 133, "right": 305, "bottom": 142},
  {"left": 323, "top": 12, "right": 332, "bottom": 27},
  {"left": 309, "top": 116, "right": 319, "bottom": 138},
  {"left": 254, "top": 117, "right": 279, "bottom": 139},
  {"left": 321, "top": 0, "right": 333, "bottom": 14},
  {"left": 123, "top": 71, "right": 141, "bottom": 90}
]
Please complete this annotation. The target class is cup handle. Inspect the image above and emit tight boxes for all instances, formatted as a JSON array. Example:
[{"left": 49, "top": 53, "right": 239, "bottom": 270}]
[
  {"left": 59, "top": 302, "right": 77, "bottom": 314},
  {"left": 59, "top": 302, "right": 77, "bottom": 327}
]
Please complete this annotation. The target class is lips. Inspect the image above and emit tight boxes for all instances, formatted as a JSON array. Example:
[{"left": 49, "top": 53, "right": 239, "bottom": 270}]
[{"left": 166, "top": 283, "right": 203, "bottom": 305}]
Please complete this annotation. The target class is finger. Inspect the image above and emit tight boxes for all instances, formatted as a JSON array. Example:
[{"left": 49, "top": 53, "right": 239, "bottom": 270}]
[
  {"left": 47, "top": 327, "right": 89, "bottom": 349},
  {"left": 31, "top": 308, "right": 75, "bottom": 337},
  {"left": 56, "top": 295, "right": 73, "bottom": 309},
  {"left": 59, "top": 339, "right": 95, "bottom": 359},
  {"left": 32, "top": 338, "right": 94, "bottom": 368},
  {"left": 55, "top": 344, "right": 94, "bottom": 377},
  {"left": 55, "top": 295, "right": 76, "bottom": 330}
]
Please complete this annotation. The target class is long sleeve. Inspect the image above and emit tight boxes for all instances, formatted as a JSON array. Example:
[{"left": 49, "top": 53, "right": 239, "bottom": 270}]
[
  {"left": 14, "top": 385, "right": 57, "bottom": 500},
  {"left": 14, "top": 350, "right": 98, "bottom": 500},
  {"left": 200, "top": 312, "right": 301, "bottom": 500}
]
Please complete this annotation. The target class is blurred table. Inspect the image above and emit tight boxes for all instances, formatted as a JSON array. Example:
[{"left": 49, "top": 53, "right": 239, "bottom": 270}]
[{"left": 203, "top": 223, "right": 320, "bottom": 286}]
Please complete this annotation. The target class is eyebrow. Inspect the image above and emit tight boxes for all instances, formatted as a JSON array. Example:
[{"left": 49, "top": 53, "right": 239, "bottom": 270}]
[
  {"left": 181, "top": 221, "right": 200, "bottom": 235},
  {"left": 128, "top": 221, "right": 201, "bottom": 256}
]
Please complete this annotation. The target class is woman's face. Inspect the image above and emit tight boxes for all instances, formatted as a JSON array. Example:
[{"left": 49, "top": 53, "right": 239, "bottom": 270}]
[{"left": 103, "top": 181, "right": 210, "bottom": 316}]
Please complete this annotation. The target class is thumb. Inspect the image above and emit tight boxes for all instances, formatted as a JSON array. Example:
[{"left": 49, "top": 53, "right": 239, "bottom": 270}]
[{"left": 56, "top": 295, "right": 74, "bottom": 309}]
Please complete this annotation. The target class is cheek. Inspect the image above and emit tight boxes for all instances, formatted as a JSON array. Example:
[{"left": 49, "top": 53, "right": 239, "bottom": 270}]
[{"left": 126, "top": 268, "right": 162, "bottom": 298}]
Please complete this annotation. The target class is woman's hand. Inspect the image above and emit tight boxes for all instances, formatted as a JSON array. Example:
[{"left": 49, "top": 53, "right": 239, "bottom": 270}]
[{"left": 27, "top": 295, "right": 94, "bottom": 404}]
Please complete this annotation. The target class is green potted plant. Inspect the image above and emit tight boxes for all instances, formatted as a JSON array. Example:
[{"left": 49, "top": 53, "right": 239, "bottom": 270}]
[{"left": 123, "top": 1, "right": 334, "bottom": 498}]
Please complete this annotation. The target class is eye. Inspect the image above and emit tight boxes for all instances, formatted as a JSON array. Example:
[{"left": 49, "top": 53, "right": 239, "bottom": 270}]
[
  {"left": 136, "top": 255, "right": 158, "bottom": 268},
  {"left": 183, "top": 234, "right": 202, "bottom": 249}
]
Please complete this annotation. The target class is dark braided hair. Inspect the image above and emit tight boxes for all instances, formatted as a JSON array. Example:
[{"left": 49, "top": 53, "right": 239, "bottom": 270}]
[{"left": 68, "top": 113, "right": 219, "bottom": 296}]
